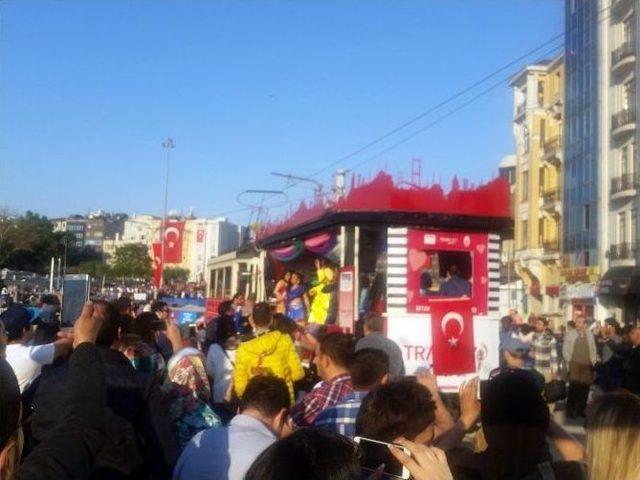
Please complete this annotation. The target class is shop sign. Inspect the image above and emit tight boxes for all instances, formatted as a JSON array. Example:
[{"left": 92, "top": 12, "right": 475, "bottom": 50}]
[
  {"left": 560, "top": 266, "right": 600, "bottom": 283},
  {"left": 564, "top": 283, "right": 596, "bottom": 299}
]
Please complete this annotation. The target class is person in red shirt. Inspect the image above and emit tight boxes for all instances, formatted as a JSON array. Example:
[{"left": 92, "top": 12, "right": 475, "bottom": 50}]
[{"left": 290, "top": 332, "right": 354, "bottom": 426}]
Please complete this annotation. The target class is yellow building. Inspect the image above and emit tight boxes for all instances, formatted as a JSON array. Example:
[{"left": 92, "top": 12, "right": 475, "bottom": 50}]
[{"left": 510, "top": 55, "right": 564, "bottom": 316}]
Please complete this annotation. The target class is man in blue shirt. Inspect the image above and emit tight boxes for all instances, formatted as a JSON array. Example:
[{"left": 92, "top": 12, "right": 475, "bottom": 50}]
[
  {"left": 174, "top": 375, "right": 293, "bottom": 480},
  {"left": 313, "top": 348, "right": 389, "bottom": 438},
  {"left": 439, "top": 265, "right": 472, "bottom": 297}
]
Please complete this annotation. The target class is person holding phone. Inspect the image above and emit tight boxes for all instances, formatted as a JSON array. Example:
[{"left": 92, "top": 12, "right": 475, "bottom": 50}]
[{"left": 1, "top": 305, "right": 72, "bottom": 392}]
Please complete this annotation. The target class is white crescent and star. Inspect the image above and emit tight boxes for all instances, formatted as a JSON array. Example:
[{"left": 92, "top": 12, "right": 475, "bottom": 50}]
[
  {"left": 165, "top": 226, "right": 180, "bottom": 248},
  {"left": 441, "top": 312, "right": 464, "bottom": 347}
]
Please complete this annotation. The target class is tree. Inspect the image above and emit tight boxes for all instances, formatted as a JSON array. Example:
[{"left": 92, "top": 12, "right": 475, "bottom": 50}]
[
  {"left": 163, "top": 267, "right": 190, "bottom": 285},
  {"left": 78, "top": 260, "right": 112, "bottom": 279},
  {"left": 0, "top": 211, "right": 68, "bottom": 272},
  {"left": 111, "top": 243, "right": 152, "bottom": 279}
]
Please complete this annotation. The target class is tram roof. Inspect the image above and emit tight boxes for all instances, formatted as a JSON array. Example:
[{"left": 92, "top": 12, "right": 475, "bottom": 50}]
[{"left": 257, "top": 172, "right": 512, "bottom": 249}]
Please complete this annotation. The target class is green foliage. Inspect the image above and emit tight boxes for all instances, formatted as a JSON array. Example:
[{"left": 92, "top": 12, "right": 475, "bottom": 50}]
[
  {"left": 78, "top": 260, "right": 111, "bottom": 278},
  {"left": 0, "top": 211, "right": 67, "bottom": 272},
  {"left": 111, "top": 243, "right": 152, "bottom": 279},
  {"left": 163, "top": 266, "right": 190, "bottom": 285}
]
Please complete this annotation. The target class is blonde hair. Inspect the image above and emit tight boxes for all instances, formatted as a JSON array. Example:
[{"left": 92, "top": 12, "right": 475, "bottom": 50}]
[{"left": 587, "top": 392, "right": 640, "bottom": 480}]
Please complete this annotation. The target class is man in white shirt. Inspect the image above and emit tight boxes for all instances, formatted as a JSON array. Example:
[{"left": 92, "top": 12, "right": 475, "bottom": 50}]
[
  {"left": 174, "top": 375, "right": 293, "bottom": 480},
  {"left": 1, "top": 305, "right": 72, "bottom": 392}
]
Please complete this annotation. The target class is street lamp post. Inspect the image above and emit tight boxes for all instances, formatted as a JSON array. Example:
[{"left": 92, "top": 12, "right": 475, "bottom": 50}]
[{"left": 159, "top": 138, "right": 175, "bottom": 290}]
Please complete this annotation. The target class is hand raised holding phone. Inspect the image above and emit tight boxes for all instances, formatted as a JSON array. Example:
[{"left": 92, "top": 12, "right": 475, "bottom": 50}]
[{"left": 388, "top": 437, "right": 453, "bottom": 480}]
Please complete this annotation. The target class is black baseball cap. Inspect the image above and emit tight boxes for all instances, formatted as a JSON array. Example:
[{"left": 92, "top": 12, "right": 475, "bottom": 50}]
[{"left": 0, "top": 305, "right": 34, "bottom": 338}]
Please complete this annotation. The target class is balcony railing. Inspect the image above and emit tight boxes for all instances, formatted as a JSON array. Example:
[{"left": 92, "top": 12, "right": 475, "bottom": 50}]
[
  {"left": 612, "top": 108, "right": 636, "bottom": 131},
  {"left": 608, "top": 243, "right": 636, "bottom": 261},
  {"left": 543, "top": 238, "right": 560, "bottom": 252},
  {"left": 541, "top": 187, "right": 561, "bottom": 204},
  {"left": 612, "top": 41, "right": 636, "bottom": 68},
  {"left": 515, "top": 104, "right": 526, "bottom": 118},
  {"left": 611, "top": 173, "right": 638, "bottom": 194},
  {"left": 612, "top": 0, "right": 633, "bottom": 15},
  {"left": 543, "top": 134, "right": 562, "bottom": 152}
]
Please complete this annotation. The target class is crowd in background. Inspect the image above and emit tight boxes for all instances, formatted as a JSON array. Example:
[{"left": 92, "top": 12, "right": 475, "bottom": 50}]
[{"left": 0, "top": 276, "right": 640, "bottom": 479}]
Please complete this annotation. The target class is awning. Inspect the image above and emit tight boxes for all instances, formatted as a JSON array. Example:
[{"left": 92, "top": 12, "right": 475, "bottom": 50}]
[{"left": 598, "top": 267, "right": 640, "bottom": 296}]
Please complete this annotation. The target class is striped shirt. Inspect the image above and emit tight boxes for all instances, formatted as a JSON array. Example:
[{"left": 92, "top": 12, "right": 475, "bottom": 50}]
[{"left": 532, "top": 331, "right": 558, "bottom": 382}]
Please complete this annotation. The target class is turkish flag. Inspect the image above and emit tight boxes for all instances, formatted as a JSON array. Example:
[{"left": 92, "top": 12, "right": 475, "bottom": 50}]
[
  {"left": 163, "top": 220, "right": 185, "bottom": 263},
  {"left": 152, "top": 242, "right": 163, "bottom": 288},
  {"left": 430, "top": 300, "right": 475, "bottom": 376}
]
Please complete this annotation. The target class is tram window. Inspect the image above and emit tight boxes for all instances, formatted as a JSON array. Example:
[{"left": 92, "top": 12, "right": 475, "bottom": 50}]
[{"left": 418, "top": 250, "right": 472, "bottom": 298}]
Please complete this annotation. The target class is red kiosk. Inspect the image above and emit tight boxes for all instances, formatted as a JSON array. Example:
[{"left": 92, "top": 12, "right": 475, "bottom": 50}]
[{"left": 257, "top": 172, "right": 512, "bottom": 389}]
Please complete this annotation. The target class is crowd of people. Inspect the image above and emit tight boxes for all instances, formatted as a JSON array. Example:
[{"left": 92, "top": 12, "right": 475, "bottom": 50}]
[{"left": 0, "top": 289, "right": 640, "bottom": 479}]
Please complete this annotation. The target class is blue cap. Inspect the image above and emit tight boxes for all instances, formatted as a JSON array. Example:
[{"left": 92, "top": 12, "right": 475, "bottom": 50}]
[{"left": 0, "top": 305, "right": 34, "bottom": 338}]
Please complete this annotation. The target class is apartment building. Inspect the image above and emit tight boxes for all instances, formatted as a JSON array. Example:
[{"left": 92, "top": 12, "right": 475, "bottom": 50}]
[{"left": 510, "top": 55, "right": 565, "bottom": 316}]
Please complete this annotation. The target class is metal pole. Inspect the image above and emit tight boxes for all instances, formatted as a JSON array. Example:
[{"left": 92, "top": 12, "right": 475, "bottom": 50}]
[
  {"left": 160, "top": 138, "right": 175, "bottom": 290},
  {"left": 49, "top": 257, "right": 55, "bottom": 292}
]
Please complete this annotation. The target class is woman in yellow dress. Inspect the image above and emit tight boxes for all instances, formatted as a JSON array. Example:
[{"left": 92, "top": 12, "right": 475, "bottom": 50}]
[{"left": 308, "top": 258, "right": 335, "bottom": 327}]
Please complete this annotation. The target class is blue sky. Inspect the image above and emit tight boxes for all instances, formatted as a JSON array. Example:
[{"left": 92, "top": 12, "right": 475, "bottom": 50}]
[{"left": 1, "top": 0, "right": 563, "bottom": 224}]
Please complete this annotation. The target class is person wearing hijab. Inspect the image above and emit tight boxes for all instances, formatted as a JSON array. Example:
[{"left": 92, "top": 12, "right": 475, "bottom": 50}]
[{"left": 163, "top": 348, "right": 221, "bottom": 448}]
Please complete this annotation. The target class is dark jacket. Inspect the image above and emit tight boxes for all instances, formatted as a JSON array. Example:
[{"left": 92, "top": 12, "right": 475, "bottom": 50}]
[
  {"left": 18, "top": 343, "right": 106, "bottom": 480},
  {"left": 607, "top": 341, "right": 640, "bottom": 395},
  {"left": 26, "top": 347, "right": 179, "bottom": 480}
]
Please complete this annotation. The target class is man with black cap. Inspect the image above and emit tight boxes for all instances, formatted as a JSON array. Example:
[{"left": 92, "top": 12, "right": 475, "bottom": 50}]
[{"left": 1, "top": 305, "right": 72, "bottom": 392}]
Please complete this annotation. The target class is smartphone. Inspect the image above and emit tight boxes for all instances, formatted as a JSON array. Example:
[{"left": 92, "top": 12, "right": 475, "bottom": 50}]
[
  {"left": 61, "top": 274, "right": 90, "bottom": 326},
  {"left": 354, "top": 436, "right": 411, "bottom": 480}
]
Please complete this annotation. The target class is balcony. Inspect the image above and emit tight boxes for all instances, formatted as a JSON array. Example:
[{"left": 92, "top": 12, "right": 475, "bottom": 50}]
[
  {"left": 608, "top": 243, "right": 636, "bottom": 263},
  {"left": 611, "top": 0, "right": 634, "bottom": 16},
  {"left": 542, "top": 135, "right": 562, "bottom": 166},
  {"left": 610, "top": 173, "right": 638, "bottom": 200},
  {"left": 611, "top": 41, "right": 636, "bottom": 76},
  {"left": 543, "top": 237, "right": 560, "bottom": 252},
  {"left": 612, "top": 108, "right": 637, "bottom": 139},
  {"left": 540, "top": 187, "right": 561, "bottom": 215},
  {"left": 515, "top": 104, "right": 526, "bottom": 120}
]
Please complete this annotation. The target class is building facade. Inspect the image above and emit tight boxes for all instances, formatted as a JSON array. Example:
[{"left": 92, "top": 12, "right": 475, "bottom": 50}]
[
  {"left": 511, "top": 55, "right": 565, "bottom": 316},
  {"left": 566, "top": 0, "right": 639, "bottom": 323}
]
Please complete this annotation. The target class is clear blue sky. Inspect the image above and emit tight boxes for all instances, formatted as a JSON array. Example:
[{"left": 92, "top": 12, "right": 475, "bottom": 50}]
[{"left": 1, "top": 0, "right": 563, "bottom": 224}]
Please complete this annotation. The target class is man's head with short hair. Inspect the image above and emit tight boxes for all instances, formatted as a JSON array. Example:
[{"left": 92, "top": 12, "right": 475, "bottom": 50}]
[
  {"left": 218, "top": 300, "right": 234, "bottom": 317},
  {"left": 95, "top": 301, "right": 122, "bottom": 348},
  {"left": 239, "top": 376, "right": 291, "bottom": 438},
  {"left": 349, "top": 348, "right": 389, "bottom": 391},
  {"left": 232, "top": 292, "right": 245, "bottom": 306},
  {"left": 251, "top": 302, "right": 272, "bottom": 328},
  {"left": 314, "top": 332, "right": 355, "bottom": 382},
  {"left": 113, "top": 296, "right": 133, "bottom": 315},
  {"left": 244, "top": 428, "right": 360, "bottom": 480},
  {"left": 356, "top": 380, "right": 436, "bottom": 444},
  {"left": 363, "top": 313, "right": 384, "bottom": 335}
]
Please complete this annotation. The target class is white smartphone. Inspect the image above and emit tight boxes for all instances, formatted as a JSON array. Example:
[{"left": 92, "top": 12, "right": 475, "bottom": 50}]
[{"left": 354, "top": 436, "right": 411, "bottom": 480}]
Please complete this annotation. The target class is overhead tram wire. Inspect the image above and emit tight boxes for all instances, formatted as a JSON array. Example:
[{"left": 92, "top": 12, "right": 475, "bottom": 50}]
[
  {"left": 279, "top": 2, "right": 614, "bottom": 188},
  {"left": 225, "top": 4, "right": 614, "bottom": 221},
  {"left": 348, "top": 43, "right": 566, "bottom": 173}
]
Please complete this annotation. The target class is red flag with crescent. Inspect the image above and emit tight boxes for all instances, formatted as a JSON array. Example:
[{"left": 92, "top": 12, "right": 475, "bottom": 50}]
[
  {"left": 163, "top": 220, "right": 185, "bottom": 263},
  {"left": 152, "top": 242, "right": 163, "bottom": 288},
  {"left": 430, "top": 300, "right": 475, "bottom": 376}
]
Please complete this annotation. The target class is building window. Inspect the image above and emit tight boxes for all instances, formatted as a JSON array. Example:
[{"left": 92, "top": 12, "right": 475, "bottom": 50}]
[
  {"left": 619, "top": 212, "right": 627, "bottom": 244},
  {"left": 522, "top": 171, "right": 529, "bottom": 201},
  {"left": 539, "top": 119, "right": 546, "bottom": 145},
  {"left": 521, "top": 220, "right": 528, "bottom": 249},
  {"left": 620, "top": 145, "right": 630, "bottom": 176},
  {"left": 583, "top": 204, "right": 590, "bottom": 230}
]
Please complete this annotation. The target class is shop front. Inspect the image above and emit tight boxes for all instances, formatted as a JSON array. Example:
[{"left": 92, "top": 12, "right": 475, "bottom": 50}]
[{"left": 598, "top": 266, "right": 640, "bottom": 325}]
